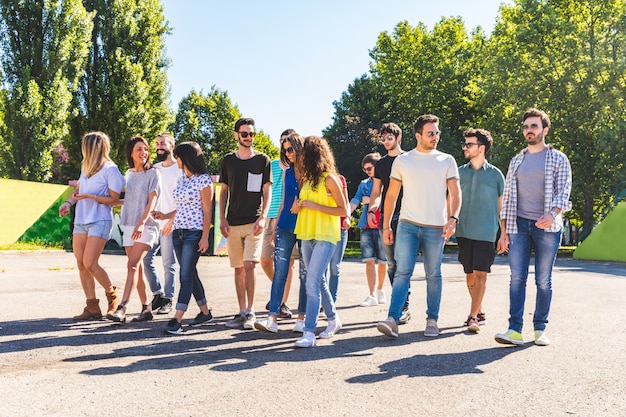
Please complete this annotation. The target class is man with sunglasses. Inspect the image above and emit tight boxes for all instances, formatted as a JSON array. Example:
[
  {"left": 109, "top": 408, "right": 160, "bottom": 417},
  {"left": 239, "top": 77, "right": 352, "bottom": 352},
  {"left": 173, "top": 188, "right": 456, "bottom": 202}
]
[
  {"left": 219, "top": 117, "right": 271, "bottom": 330},
  {"left": 495, "top": 108, "right": 572, "bottom": 346},
  {"left": 367, "top": 122, "right": 411, "bottom": 322},
  {"left": 377, "top": 114, "right": 461, "bottom": 339},
  {"left": 456, "top": 128, "right": 505, "bottom": 332},
  {"left": 349, "top": 152, "right": 387, "bottom": 307}
]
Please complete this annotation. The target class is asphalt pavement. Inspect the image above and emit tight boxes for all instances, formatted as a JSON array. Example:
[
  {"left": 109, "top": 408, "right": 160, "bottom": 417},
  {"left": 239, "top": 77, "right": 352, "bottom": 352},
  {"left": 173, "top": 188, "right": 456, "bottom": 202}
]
[{"left": 0, "top": 250, "right": 624, "bottom": 417}]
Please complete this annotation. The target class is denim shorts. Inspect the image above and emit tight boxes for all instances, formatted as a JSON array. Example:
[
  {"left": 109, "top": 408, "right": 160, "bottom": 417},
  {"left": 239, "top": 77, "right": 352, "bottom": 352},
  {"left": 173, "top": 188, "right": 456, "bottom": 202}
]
[
  {"left": 360, "top": 228, "right": 387, "bottom": 263},
  {"left": 73, "top": 220, "right": 113, "bottom": 240}
]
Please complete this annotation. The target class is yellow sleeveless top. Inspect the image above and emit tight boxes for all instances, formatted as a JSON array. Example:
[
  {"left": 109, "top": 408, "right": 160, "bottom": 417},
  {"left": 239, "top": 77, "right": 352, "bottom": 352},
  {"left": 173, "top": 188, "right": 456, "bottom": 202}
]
[{"left": 294, "top": 173, "right": 340, "bottom": 243}]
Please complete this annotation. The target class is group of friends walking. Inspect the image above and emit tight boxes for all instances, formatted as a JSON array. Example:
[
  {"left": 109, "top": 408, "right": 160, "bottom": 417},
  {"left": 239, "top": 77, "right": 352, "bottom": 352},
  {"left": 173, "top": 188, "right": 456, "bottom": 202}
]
[{"left": 59, "top": 108, "right": 572, "bottom": 348}]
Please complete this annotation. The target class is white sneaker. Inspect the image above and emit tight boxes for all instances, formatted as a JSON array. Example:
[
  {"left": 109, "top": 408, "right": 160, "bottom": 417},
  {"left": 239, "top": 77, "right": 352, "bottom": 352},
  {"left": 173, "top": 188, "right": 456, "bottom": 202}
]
[
  {"left": 319, "top": 316, "right": 342, "bottom": 339},
  {"left": 294, "top": 331, "right": 316, "bottom": 348},
  {"left": 293, "top": 319, "right": 305, "bottom": 333},
  {"left": 254, "top": 317, "right": 278, "bottom": 333},
  {"left": 534, "top": 330, "right": 550, "bottom": 346},
  {"left": 360, "top": 295, "right": 378, "bottom": 307},
  {"left": 376, "top": 289, "right": 386, "bottom": 304}
]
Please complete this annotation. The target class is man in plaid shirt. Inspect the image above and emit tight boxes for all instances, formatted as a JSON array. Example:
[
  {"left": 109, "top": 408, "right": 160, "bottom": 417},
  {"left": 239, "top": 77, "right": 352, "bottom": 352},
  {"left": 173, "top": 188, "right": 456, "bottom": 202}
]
[{"left": 495, "top": 108, "right": 572, "bottom": 347}]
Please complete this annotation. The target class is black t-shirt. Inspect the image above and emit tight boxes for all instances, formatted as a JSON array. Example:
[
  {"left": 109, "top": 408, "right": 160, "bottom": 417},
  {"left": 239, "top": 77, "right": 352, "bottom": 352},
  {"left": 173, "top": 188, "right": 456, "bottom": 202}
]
[
  {"left": 374, "top": 153, "right": 403, "bottom": 216},
  {"left": 220, "top": 152, "right": 271, "bottom": 226}
]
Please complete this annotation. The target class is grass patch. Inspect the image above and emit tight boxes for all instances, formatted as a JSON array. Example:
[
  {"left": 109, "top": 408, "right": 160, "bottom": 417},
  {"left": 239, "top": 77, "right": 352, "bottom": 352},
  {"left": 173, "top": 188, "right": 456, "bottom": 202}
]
[{"left": 0, "top": 240, "right": 64, "bottom": 251}]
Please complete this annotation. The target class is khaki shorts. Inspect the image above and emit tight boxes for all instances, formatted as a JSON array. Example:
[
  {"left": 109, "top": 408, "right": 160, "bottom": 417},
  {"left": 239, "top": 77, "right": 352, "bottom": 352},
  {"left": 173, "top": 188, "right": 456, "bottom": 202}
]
[
  {"left": 261, "top": 217, "right": 278, "bottom": 259},
  {"left": 226, "top": 223, "right": 263, "bottom": 268}
]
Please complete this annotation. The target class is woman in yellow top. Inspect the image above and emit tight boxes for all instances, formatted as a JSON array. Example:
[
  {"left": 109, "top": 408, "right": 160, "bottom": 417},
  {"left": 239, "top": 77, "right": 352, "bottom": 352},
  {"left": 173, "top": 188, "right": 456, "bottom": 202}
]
[{"left": 292, "top": 136, "right": 349, "bottom": 348}]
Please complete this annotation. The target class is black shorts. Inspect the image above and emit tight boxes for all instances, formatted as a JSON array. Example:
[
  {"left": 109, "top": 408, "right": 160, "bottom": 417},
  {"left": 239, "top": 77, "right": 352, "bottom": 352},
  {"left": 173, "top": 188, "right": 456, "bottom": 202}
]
[{"left": 457, "top": 237, "right": 496, "bottom": 274}]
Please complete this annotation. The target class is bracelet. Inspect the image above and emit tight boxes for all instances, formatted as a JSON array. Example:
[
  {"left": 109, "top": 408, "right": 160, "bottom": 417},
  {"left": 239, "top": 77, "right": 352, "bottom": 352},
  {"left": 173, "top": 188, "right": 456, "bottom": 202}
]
[
  {"left": 449, "top": 215, "right": 459, "bottom": 223},
  {"left": 63, "top": 201, "right": 72, "bottom": 206}
]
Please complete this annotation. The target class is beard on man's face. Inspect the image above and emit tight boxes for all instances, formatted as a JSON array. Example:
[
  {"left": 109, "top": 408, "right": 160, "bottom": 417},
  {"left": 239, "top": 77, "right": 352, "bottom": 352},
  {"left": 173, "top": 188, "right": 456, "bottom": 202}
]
[{"left": 156, "top": 149, "right": 170, "bottom": 162}]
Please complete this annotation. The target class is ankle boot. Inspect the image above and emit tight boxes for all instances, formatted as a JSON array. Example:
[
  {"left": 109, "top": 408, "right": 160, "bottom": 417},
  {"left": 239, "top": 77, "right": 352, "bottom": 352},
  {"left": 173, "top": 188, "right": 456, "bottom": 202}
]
[
  {"left": 131, "top": 304, "right": 154, "bottom": 322},
  {"left": 105, "top": 286, "right": 120, "bottom": 315},
  {"left": 73, "top": 299, "right": 102, "bottom": 321},
  {"left": 107, "top": 303, "right": 127, "bottom": 323}
]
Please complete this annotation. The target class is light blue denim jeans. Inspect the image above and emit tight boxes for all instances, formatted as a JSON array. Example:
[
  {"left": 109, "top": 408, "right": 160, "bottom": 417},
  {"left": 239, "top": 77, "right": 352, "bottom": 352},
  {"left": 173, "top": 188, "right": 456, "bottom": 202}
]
[
  {"left": 268, "top": 227, "right": 298, "bottom": 315},
  {"left": 172, "top": 229, "right": 207, "bottom": 312},
  {"left": 387, "top": 221, "right": 445, "bottom": 323},
  {"left": 301, "top": 239, "right": 337, "bottom": 333},
  {"left": 143, "top": 232, "right": 177, "bottom": 300},
  {"left": 508, "top": 217, "right": 562, "bottom": 332},
  {"left": 328, "top": 229, "right": 348, "bottom": 302},
  {"left": 380, "top": 213, "right": 410, "bottom": 309}
]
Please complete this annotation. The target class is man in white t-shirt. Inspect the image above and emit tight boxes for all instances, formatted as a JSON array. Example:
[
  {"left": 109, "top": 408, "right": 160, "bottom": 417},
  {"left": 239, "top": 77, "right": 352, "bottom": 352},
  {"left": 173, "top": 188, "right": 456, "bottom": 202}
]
[
  {"left": 376, "top": 114, "right": 461, "bottom": 339},
  {"left": 143, "top": 133, "right": 183, "bottom": 314}
]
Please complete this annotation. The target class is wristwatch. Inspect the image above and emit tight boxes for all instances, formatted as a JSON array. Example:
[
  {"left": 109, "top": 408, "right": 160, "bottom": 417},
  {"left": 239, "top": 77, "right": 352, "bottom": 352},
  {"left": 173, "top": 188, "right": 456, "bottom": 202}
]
[
  {"left": 548, "top": 210, "right": 558, "bottom": 219},
  {"left": 449, "top": 215, "right": 459, "bottom": 224}
]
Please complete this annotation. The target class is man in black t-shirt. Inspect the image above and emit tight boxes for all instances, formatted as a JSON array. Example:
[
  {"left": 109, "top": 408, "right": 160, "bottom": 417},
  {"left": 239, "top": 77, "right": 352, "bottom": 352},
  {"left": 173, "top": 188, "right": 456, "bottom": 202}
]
[
  {"left": 219, "top": 117, "right": 271, "bottom": 330},
  {"left": 366, "top": 122, "right": 411, "bottom": 324}
]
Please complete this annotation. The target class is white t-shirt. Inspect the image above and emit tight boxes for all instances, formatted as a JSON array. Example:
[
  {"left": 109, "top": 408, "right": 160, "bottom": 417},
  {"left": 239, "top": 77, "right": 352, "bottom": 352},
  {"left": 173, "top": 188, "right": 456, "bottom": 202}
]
[
  {"left": 154, "top": 161, "right": 183, "bottom": 222},
  {"left": 75, "top": 161, "right": 125, "bottom": 224},
  {"left": 390, "top": 149, "right": 459, "bottom": 227}
]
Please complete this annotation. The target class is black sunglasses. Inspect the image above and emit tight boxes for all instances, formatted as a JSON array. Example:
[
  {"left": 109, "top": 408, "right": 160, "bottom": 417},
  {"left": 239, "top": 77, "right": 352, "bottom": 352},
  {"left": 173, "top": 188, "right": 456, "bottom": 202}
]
[{"left": 238, "top": 131, "right": 256, "bottom": 138}]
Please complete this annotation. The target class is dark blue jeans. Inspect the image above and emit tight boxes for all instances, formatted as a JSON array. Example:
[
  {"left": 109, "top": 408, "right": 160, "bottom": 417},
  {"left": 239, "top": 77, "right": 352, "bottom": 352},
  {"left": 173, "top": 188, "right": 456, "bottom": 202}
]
[
  {"left": 508, "top": 217, "right": 562, "bottom": 332},
  {"left": 172, "top": 229, "right": 207, "bottom": 311}
]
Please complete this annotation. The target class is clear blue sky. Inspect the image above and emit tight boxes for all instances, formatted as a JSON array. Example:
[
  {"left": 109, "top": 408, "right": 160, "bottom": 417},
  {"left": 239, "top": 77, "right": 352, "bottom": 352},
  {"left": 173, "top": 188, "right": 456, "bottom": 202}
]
[{"left": 161, "top": 0, "right": 507, "bottom": 144}]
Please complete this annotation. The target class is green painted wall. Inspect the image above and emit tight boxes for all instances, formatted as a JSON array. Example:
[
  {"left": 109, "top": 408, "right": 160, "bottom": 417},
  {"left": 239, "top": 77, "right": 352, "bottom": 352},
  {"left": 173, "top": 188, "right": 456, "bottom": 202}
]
[{"left": 574, "top": 201, "right": 626, "bottom": 262}]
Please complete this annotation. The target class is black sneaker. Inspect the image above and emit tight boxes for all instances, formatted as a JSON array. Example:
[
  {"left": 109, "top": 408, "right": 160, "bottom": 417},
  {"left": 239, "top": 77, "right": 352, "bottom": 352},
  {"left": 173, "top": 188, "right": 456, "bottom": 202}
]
[
  {"left": 157, "top": 300, "right": 172, "bottom": 315},
  {"left": 189, "top": 310, "right": 213, "bottom": 327},
  {"left": 164, "top": 318, "right": 183, "bottom": 335},
  {"left": 278, "top": 303, "right": 292, "bottom": 319},
  {"left": 398, "top": 307, "right": 411, "bottom": 325},
  {"left": 151, "top": 294, "right": 166, "bottom": 311}
]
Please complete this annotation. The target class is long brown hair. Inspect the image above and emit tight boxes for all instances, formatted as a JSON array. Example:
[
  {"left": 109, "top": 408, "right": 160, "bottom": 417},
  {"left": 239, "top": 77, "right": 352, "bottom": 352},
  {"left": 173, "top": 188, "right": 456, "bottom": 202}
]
[
  {"left": 295, "top": 136, "right": 336, "bottom": 190},
  {"left": 280, "top": 133, "right": 304, "bottom": 167}
]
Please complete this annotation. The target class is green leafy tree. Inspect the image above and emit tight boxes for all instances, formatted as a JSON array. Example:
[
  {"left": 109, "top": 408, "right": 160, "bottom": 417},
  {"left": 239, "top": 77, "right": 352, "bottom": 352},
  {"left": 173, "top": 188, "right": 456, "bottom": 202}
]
[
  {"left": 172, "top": 88, "right": 279, "bottom": 174},
  {"left": 323, "top": 74, "right": 389, "bottom": 195},
  {"left": 172, "top": 88, "right": 241, "bottom": 175},
  {"left": 67, "top": 0, "right": 172, "bottom": 176},
  {"left": 369, "top": 18, "right": 489, "bottom": 159},
  {"left": 480, "top": 0, "right": 626, "bottom": 238},
  {"left": 0, "top": 0, "right": 93, "bottom": 181},
  {"left": 251, "top": 130, "right": 279, "bottom": 161}
]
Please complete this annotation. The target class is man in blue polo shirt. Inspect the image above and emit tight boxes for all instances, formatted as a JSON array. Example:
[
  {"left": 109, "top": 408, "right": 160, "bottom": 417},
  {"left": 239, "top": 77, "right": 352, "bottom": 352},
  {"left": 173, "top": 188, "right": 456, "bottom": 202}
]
[{"left": 456, "top": 128, "right": 505, "bottom": 332}]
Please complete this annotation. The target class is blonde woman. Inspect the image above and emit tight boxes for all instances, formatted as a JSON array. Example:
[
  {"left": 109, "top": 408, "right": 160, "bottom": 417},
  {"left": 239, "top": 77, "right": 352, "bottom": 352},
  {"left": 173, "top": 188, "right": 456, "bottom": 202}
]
[{"left": 59, "top": 132, "right": 125, "bottom": 321}]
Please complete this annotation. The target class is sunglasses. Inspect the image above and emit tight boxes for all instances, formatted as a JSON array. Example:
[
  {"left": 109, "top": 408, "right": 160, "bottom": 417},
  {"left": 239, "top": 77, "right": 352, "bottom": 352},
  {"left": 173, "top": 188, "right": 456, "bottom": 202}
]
[
  {"left": 238, "top": 131, "right": 256, "bottom": 138},
  {"left": 363, "top": 166, "right": 374, "bottom": 173},
  {"left": 426, "top": 131, "right": 441, "bottom": 138},
  {"left": 462, "top": 142, "right": 481, "bottom": 149},
  {"left": 283, "top": 147, "right": 294, "bottom": 154},
  {"left": 521, "top": 123, "right": 541, "bottom": 131},
  {"left": 381, "top": 134, "right": 396, "bottom": 142}
]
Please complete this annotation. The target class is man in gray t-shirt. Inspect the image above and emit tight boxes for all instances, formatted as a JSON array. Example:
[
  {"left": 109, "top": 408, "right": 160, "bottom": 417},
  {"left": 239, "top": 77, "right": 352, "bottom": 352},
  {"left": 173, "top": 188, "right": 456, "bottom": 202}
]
[{"left": 496, "top": 108, "right": 572, "bottom": 347}]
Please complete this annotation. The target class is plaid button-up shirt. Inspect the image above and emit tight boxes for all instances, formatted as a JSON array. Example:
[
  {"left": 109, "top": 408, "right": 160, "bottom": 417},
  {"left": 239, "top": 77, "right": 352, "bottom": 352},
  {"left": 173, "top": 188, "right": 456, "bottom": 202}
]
[{"left": 501, "top": 145, "right": 572, "bottom": 234}]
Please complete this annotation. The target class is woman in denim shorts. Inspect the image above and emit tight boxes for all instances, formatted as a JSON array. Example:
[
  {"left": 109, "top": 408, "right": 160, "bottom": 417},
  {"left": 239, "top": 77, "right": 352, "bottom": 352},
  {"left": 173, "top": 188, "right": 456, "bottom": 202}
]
[{"left": 58, "top": 132, "right": 125, "bottom": 321}]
